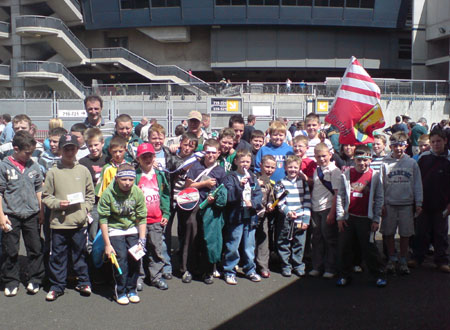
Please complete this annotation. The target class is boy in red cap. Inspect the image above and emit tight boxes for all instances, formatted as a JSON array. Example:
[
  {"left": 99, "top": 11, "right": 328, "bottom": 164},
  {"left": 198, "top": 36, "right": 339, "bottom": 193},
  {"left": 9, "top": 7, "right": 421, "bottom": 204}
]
[{"left": 135, "top": 143, "right": 170, "bottom": 290}]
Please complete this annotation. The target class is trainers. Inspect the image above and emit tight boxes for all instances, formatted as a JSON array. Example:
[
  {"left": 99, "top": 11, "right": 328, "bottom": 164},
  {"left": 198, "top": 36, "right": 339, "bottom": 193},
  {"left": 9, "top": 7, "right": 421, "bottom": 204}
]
[
  {"left": 260, "top": 270, "right": 270, "bottom": 278},
  {"left": 162, "top": 273, "right": 173, "bottom": 280},
  {"left": 46, "top": 290, "right": 64, "bottom": 301},
  {"left": 281, "top": 269, "right": 292, "bottom": 277},
  {"left": 399, "top": 263, "right": 410, "bottom": 275},
  {"left": 26, "top": 283, "right": 39, "bottom": 295},
  {"left": 336, "top": 277, "right": 349, "bottom": 287},
  {"left": 353, "top": 265, "right": 363, "bottom": 273},
  {"left": 293, "top": 269, "right": 305, "bottom": 277},
  {"left": 438, "top": 264, "right": 450, "bottom": 273},
  {"left": 152, "top": 279, "right": 168, "bottom": 290},
  {"left": 136, "top": 281, "right": 144, "bottom": 292},
  {"left": 4, "top": 286, "right": 18, "bottom": 297},
  {"left": 322, "top": 272, "right": 335, "bottom": 279},
  {"left": 128, "top": 292, "right": 140, "bottom": 303},
  {"left": 212, "top": 270, "right": 221, "bottom": 278},
  {"left": 376, "top": 278, "right": 387, "bottom": 287},
  {"left": 247, "top": 273, "right": 261, "bottom": 282},
  {"left": 116, "top": 295, "right": 129, "bottom": 305},
  {"left": 308, "top": 269, "right": 321, "bottom": 277},
  {"left": 75, "top": 284, "right": 92, "bottom": 296},
  {"left": 203, "top": 274, "right": 214, "bottom": 285},
  {"left": 182, "top": 271, "right": 192, "bottom": 283},
  {"left": 225, "top": 274, "right": 237, "bottom": 285},
  {"left": 386, "top": 260, "right": 396, "bottom": 274}
]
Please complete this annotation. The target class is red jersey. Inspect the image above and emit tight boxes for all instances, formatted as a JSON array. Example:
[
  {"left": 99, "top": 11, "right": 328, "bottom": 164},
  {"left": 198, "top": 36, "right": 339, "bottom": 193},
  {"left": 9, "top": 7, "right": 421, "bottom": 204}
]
[
  {"left": 301, "top": 157, "right": 317, "bottom": 178},
  {"left": 137, "top": 172, "right": 162, "bottom": 224},
  {"left": 348, "top": 168, "right": 372, "bottom": 217}
]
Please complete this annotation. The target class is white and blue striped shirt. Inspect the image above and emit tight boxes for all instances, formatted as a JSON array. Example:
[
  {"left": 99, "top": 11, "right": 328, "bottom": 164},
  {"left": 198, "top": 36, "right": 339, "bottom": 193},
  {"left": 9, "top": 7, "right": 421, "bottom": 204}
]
[{"left": 275, "top": 176, "right": 312, "bottom": 224}]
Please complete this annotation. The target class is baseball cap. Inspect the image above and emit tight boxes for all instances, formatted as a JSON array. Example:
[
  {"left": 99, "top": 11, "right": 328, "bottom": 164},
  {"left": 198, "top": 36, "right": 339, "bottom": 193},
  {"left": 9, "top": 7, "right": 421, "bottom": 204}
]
[
  {"left": 187, "top": 111, "right": 202, "bottom": 122},
  {"left": 137, "top": 143, "right": 155, "bottom": 158},
  {"left": 59, "top": 134, "right": 79, "bottom": 149}
]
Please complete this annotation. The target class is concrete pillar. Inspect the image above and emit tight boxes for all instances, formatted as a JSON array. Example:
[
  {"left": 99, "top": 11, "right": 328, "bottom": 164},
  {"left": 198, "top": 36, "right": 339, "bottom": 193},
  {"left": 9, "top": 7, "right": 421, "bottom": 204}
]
[
  {"left": 411, "top": 0, "right": 428, "bottom": 79},
  {"left": 10, "top": 0, "right": 24, "bottom": 97}
]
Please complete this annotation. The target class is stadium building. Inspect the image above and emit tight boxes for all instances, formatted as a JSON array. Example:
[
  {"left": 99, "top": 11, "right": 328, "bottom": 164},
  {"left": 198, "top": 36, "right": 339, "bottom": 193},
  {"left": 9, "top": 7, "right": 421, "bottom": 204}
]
[{"left": 0, "top": 0, "right": 414, "bottom": 97}]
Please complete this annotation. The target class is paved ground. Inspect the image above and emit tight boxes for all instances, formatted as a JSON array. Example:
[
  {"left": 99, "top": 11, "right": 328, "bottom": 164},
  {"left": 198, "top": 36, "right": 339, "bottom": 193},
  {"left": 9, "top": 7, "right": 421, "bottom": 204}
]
[{"left": 1, "top": 234, "right": 450, "bottom": 329}]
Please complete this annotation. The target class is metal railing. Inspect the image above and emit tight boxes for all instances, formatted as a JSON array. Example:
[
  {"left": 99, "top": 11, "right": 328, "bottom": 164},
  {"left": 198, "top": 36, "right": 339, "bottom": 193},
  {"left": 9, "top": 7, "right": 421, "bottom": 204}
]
[
  {"left": 0, "top": 21, "right": 9, "bottom": 34},
  {"left": 90, "top": 47, "right": 212, "bottom": 93},
  {"left": 17, "top": 61, "right": 90, "bottom": 95},
  {"left": 0, "top": 65, "right": 9, "bottom": 76},
  {"left": 16, "top": 16, "right": 90, "bottom": 58}
]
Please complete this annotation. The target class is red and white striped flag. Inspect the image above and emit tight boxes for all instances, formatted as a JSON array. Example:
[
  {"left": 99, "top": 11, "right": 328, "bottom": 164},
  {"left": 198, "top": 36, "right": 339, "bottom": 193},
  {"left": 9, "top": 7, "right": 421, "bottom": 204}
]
[{"left": 325, "top": 56, "right": 385, "bottom": 145}]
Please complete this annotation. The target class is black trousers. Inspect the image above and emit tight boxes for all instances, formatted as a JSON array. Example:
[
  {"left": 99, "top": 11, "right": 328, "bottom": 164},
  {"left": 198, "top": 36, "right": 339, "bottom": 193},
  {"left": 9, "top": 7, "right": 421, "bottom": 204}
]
[
  {"left": 1, "top": 213, "right": 44, "bottom": 287},
  {"left": 337, "top": 215, "right": 384, "bottom": 279}
]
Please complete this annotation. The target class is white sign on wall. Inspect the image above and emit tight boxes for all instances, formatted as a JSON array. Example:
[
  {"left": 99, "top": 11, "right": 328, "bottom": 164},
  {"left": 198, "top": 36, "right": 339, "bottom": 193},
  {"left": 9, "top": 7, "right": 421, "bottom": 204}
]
[
  {"left": 251, "top": 105, "right": 271, "bottom": 117},
  {"left": 58, "top": 110, "right": 87, "bottom": 118}
]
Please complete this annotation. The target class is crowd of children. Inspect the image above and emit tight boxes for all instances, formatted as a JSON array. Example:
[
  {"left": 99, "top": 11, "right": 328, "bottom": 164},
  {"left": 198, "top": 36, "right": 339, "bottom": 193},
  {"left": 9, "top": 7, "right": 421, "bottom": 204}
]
[{"left": 1, "top": 95, "right": 450, "bottom": 305}]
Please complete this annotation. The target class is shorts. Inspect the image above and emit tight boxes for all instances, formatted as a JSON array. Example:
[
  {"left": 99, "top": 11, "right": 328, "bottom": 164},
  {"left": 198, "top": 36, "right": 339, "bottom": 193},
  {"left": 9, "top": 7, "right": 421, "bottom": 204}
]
[{"left": 380, "top": 205, "right": 414, "bottom": 237}]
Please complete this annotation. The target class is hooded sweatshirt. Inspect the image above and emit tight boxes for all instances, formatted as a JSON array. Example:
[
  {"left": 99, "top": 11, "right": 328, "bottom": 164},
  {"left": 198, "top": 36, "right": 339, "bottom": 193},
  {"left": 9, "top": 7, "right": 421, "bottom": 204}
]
[{"left": 381, "top": 153, "right": 423, "bottom": 206}]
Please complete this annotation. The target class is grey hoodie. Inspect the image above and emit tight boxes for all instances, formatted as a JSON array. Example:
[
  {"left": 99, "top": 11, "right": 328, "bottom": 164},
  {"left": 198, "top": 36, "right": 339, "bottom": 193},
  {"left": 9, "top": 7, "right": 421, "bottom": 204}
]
[
  {"left": 381, "top": 153, "right": 423, "bottom": 207},
  {"left": 0, "top": 156, "right": 43, "bottom": 218}
]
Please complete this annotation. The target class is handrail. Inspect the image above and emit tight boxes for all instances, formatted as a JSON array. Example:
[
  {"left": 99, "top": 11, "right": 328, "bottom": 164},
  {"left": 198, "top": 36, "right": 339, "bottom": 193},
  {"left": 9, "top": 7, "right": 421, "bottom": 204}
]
[
  {"left": 16, "top": 15, "right": 89, "bottom": 57},
  {"left": 0, "top": 21, "right": 9, "bottom": 34},
  {"left": 0, "top": 65, "right": 9, "bottom": 76},
  {"left": 18, "top": 61, "right": 89, "bottom": 95}
]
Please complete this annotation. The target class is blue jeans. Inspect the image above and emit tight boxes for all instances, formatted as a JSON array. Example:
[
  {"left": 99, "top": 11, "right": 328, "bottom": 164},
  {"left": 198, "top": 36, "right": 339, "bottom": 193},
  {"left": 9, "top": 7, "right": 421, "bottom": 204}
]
[
  {"left": 277, "top": 217, "right": 306, "bottom": 273},
  {"left": 223, "top": 222, "right": 256, "bottom": 276},
  {"left": 110, "top": 234, "right": 139, "bottom": 297}
]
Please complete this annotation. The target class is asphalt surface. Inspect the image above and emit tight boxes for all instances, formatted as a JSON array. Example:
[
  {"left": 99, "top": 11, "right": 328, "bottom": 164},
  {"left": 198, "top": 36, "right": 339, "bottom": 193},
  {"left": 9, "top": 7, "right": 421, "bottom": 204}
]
[{"left": 1, "top": 235, "right": 450, "bottom": 330}]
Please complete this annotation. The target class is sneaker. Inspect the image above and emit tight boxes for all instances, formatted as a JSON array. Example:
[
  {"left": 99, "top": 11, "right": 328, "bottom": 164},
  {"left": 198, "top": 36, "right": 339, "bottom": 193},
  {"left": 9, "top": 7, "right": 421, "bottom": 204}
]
[
  {"left": 322, "top": 272, "right": 335, "bottom": 279},
  {"left": 162, "top": 273, "right": 173, "bottom": 280},
  {"left": 128, "top": 292, "right": 140, "bottom": 303},
  {"left": 116, "top": 295, "right": 129, "bottom": 305},
  {"left": 152, "top": 279, "right": 168, "bottom": 290},
  {"left": 46, "top": 290, "right": 63, "bottom": 301},
  {"left": 399, "top": 263, "right": 411, "bottom": 275},
  {"left": 212, "top": 270, "right": 221, "bottom": 278},
  {"left": 336, "top": 277, "right": 349, "bottom": 287},
  {"left": 136, "top": 282, "right": 144, "bottom": 292},
  {"left": 4, "top": 286, "right": 18, "bottom": 297},
  {"left": 438, "top": 264, "right": 450, "bottom": 273},
  {"left": 386, "top": 260, "right": 396, "bottom": 274},
  {"left": 353, "top": 265, "right": 363, "bottom": 273},
  {"left": 203, "top": 274, "right": 214, "bottom": 285},
  {"left": 75, "top": 284, "right": 92, "bottom": 297},
  {"left": 225, "top": 274, "right": 237, "bottom": 285},
  {"left": 260, "top": 270, "right": 270, "bottom": 278},
  {"left": 234, "top": 265, "right": 239, "bottom": 272},
  {"left": 182, "top": 271, "right": 192, "bottom": 283},
  {"left": 376, "top": 278, "right": 387, "bottom": 287},
  {"left": 293, "top": 269, "right": 305, "bottom": 277},
  {"left": 308, "top": 269, "right": 321, "bottom": 277},
  {"left": 26, "top": 283, "right": 39, "bottom": 295},
  {"left": 281, "top": 269, "right": 292, "bottom": 277},
  {"left": 247, "top": 273, "right": 261, "bottom": 282}
]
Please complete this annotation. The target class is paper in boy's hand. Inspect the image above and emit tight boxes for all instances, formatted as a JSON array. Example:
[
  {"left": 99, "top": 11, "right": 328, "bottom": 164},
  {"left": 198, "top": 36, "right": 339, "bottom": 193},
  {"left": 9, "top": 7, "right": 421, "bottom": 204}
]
[
  {"left": 128, "top": 244, "right": 145, "bottom": 261},
  {"left": 67, "top": 192, "right": 85, "bottom": 205}
]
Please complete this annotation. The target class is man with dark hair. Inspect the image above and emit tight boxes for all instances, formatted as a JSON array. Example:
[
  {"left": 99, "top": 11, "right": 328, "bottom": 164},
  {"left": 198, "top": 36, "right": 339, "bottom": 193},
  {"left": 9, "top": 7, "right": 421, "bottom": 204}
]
[
  {"left": 384, "top": 116, "right": 408, "bottom": 135},
  {"left": 228, "top": 114, "right": 251, "bottom": 151},
  {"left": 0, "top": 114, "right": 13, "bottom": 144},
  {"left": 242, "top": 115, "right": 256, "bottom": 143},
  {"left": 83, "top": 95, "right": 115, "bottom": 137},
  {"left": 134, "top": 117, "right": 148, "bottom": 138}
]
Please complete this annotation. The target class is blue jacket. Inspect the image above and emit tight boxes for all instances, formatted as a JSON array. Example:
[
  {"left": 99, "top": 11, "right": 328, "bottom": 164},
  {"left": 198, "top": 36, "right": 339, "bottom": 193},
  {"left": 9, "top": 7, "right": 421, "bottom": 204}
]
[
  {"left": 223, "top": 170, "right": 263, "bottom": 228},
  {"left": 255, "top": 142, "right": 293, "bottom": 182}
]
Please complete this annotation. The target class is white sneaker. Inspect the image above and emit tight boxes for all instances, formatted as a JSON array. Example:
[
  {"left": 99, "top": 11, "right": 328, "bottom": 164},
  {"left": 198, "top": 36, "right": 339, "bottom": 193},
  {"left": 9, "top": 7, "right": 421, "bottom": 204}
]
[
  {"left": 26, "top": 283, "right": 39, "bottom": 294},
  {"left": 322, "top": 272, "right": 335, "bottom": 279},
  {"left": 353, "top": 265, "right": 363, "bottom": 273},
  {"left": 308, "top": 269, "right": 321, "bottom": 277},
  {"left": 5, "top": 286, "right": 18, "bottom": 297},
  {"left": 116, "top": 295, "right": 129, "bottom": 305},
  {"left": 212, "top": 270, "right": 221, "bottom": 278}
]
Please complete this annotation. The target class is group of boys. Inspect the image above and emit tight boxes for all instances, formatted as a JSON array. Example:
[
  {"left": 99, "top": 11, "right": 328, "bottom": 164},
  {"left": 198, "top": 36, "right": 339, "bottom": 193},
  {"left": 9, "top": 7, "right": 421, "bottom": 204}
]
[{"left": 1, "top": 94, "right": 449, "bottom": 305}]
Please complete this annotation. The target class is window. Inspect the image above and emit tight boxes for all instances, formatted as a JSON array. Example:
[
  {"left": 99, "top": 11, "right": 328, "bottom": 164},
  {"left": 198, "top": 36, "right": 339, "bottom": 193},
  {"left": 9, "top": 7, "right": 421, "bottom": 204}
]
[
  {"left": 346, "top": 0, "right": 359, "bottom": 7},
  {"left": 121, "top": 0, "right": 149, "bottom": 9},
  {"left": 152, "top": 0, "right": 181, "bottom": 6},
  {"left": 398, "top": 38, "right": 411, "bottom": 59},
  {"left": 330, "top": 0, "right": 344, "bottom": 6},
  {"left": 106, "top": 37, "right": 129, "bottom": 48},
  {"left": 314, "top": 0, "right": 329, "bottom": 6},
  {"left": 360, "top": 0, "right": 374, "bottom": 9},
  {"left": 249, "top": 0, "right": 280, "bottom": 5},
  {"left": 216, "top": 0, "right": 246, "bottom": 5}
]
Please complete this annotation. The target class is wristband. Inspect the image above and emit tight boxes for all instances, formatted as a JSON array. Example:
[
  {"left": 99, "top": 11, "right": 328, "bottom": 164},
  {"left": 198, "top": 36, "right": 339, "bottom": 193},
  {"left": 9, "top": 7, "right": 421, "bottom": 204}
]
[{"left": 138, "top": 238, "right": 147, "bottom": 247}]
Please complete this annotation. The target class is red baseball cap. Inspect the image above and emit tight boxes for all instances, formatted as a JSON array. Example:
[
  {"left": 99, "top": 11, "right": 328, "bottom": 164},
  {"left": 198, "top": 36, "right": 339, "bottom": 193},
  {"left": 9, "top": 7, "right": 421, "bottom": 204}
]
[{"left": 137, "top": 143, "right": 155, "bottom": 158}]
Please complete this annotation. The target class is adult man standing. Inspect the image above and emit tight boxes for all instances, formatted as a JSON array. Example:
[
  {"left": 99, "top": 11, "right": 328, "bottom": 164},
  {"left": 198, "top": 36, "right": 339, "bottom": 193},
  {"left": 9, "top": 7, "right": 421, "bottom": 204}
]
[
  {"left": 201, "top": 113, "right": 211, "bottom": 138},
  {"left": 140, "top": 118, "right": 157, "bottom": 142},
  {"left": 83, "top": 95, "right": 115, "bottom": 138},
  {"left": 134, "top": 117, "right": 148, "bottom": 138},
  {"left": 384, "top": 116, "right": 408, "bottom": 135},
  {"left": 410, "top": 117, "right": 428, "bottom": 155},
  {"left": 242, "top": 115, "right": 256, "bottom": 143}
]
